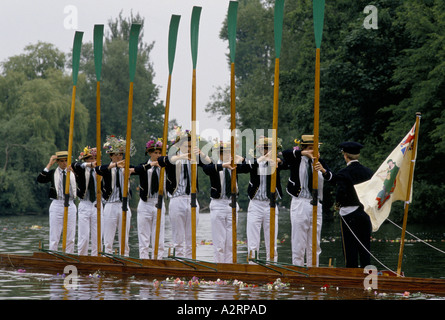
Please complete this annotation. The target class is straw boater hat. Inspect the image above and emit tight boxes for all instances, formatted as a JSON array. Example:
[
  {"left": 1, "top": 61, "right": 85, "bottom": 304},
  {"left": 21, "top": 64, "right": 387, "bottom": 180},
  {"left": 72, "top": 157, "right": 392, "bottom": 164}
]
[
  {"left": 103, "top": 135, "right": 136, "bottom": 156},
  {"left": 212, "top": 140, "right": 231, "bottom": 152},
  {"left": 256, "top": 136, "right": 283, "bottom": 150},
  {"left": 56, "top": 151, "right": 68, "bottom": 160},
  {"left": 78, "top": 146, "right": 97, "bottom": 160},
  {"left": 294, "top": 134, "right": 323, "bottom": 146},
  {"left": 145, "top": 138, "right": 164, "bottom": 155},
  {"left": 171, "top": 126, "right": 196, "bottom": 146}
]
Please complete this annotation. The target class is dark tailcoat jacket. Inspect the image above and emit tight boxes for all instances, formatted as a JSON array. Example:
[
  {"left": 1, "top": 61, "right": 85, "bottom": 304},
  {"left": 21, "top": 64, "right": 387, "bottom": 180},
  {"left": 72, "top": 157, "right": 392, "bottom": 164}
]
[
  {"left": 281, "top": 148, "right": 333, "bottom": 198},
  {"left": 333, "top": 161, "right": 374, "bottom": 208},
  {"left": 132, "top": 162, "right": 166, "bottom": 201},
  {"left": 37, "top": 167, "right": 76, "bottom": 199},
  {"left": 72, "top": 162, "right": 98, "bottom": 200},
  {"left": 157, "top": 155, "right": 206, "bottom": 196},
  {"left": 95, "top": 163, "right": 134, "bottom": 201},
  {"left": 236, "top": 157, "right": 285, "bottom": 200},
  {"left": 202, "top": 162, "right": 243, "bottom": 199}
]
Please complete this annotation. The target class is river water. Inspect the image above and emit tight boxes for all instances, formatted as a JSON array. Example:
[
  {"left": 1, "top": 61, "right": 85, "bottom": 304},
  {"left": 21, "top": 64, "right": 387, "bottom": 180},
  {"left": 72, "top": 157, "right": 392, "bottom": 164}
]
[{"left": 1, "top": 210, "right": 445, "bottom": 301}]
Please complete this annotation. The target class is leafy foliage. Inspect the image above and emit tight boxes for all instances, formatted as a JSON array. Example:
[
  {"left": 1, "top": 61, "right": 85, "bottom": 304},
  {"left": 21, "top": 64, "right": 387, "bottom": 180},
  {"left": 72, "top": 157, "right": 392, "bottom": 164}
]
[{"left": 208, "top": 0, "right": 445, "bottom": 223}]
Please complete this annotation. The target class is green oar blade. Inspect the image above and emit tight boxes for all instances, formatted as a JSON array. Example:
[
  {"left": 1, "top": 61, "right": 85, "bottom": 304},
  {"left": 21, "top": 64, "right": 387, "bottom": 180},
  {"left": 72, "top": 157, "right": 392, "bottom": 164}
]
[
  {"left": 93, "top": 25, "right": 104, "bottom": 82},
  {"left": 129, "top": 24, "right": 142, "bottom": 82},
  {"left": 313, "top": 0, "right": 325, "bottom": 48},
  {"left": 168, "top": 15, "right": 181, "bottom": 75},
  {"left": 274, "top": 0, "right": 285, "bottom": 59},
  {"left": 72, "top": 31, "right": 84, "bottom": 86},
  {"left": 228, "top": 1, "right": 238, "bottom": 63},
  {"left": 190, "top": 6, "right": 202, "bottom": 70}
]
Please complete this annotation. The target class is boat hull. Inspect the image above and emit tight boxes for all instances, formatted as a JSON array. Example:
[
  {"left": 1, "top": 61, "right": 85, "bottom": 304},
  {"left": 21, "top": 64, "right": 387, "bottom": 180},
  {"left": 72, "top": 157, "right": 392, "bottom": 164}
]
[{"left": 1, "top": 251, "right": 445, "bottom": 295}]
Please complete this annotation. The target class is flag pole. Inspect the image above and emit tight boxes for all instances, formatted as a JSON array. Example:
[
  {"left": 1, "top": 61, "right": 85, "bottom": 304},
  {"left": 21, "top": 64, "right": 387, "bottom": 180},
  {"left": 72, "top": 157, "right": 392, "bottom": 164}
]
[
  {"left": 397, "top": 112, "right": 421, "bottom": 276},
  {"left": 154, "top": 14, "right": 181, "bottom": 259},
  {"left": 121, "top": 23, "right": 142, "bottom": 256},
  {"left": 190, "top": 6, "right": 202, "bottom": 260},
  {"left": 93, "top": 24, "right": 104, "bottom": 255},
  {"left": 270, "top": 0, "right": 285, "bottom": 262},
  {"left": 311, "top": 0, "right": 325, "bottom": 267},
  {"left": 227, "top": 1, "right": 239, "bottom": 264},
  {"left": 62, "top": 31, "right": 83, "bottom": 252}
]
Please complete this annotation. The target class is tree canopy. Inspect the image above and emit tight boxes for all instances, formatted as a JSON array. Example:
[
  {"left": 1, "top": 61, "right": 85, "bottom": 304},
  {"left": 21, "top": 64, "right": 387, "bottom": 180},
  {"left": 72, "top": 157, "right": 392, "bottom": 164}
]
[
  {"left": 207, "top": 0, "right": 445, "bottom": 223},
  {"left": 0, "top": 13, "right": 164, "bottom": 214}
]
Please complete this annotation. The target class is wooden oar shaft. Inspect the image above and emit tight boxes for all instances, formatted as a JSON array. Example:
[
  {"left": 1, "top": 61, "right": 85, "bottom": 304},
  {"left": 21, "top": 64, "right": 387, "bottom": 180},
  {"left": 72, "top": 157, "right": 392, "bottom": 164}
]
[
  {"left": 311, "top": 47, "right": 321, "bottom": 266},
  {"left": 95, "top": 81, "right": 102, "bottom": 255},
  {"left": 191, "top": 68, "right": 198, "bottom": 260},
  {"left": 230, "top": 62, "right": 237, "bottom": 263},
  {"left": 270, "top": 57, "right": 280, "bottom": 261},
  {"left": 397, "top": 113, "right": 421, "bottom": 276},
  {"left": 62, "top": 85, "right": 77, "bottom": 252},
  {"left": 121, "top": 81, "right": 134, "bottom": 255},
  {"left": 154, "top": 74, "right": 172, "bottom": 259}
]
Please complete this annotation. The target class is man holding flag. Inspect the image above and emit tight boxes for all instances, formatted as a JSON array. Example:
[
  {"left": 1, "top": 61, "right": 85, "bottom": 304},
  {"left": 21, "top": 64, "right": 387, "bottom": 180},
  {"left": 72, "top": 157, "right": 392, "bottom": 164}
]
[{"left": 334, "top": 142, "right": 373, "bottom": 268}]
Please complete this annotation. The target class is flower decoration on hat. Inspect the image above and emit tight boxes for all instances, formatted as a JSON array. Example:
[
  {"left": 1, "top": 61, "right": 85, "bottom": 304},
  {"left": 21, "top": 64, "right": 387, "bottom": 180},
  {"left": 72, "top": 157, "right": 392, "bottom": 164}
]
[
  {"left": 248, "top": 136, "right": 283, "bottom": 158},
  {"left": 170, "top": 126, "right": 190, "bottom": 145},
  {"left": 145, "top": 137, "right": 166, "bottom": 154},
  {"left": 256, "top": 136, "right": 283, "bottom": 151},
  {"left": 170, "top": 125, "right": 200, "bottom": 146},
  {"left": 103, "top": 135, "right": 136, "bottom": 156},
  {"left": 78, "top": 146, "right": 97, "bottom": 160},
  {"left": 212, "top": 139, "right": 231, "bottom": 151}
]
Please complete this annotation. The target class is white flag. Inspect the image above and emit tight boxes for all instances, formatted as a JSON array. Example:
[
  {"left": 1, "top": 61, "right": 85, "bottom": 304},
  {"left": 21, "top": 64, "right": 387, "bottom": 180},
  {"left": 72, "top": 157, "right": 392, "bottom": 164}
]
[{"left": 355, "top": 123, "right": 417, "bottom": 231}]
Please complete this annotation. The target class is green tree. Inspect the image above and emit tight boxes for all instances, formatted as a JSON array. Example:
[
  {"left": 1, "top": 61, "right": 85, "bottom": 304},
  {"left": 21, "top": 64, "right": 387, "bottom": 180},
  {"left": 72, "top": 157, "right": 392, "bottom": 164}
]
[
  {"left": 0, "top": 44, "right": 89, "bottom": 214},
  {"left": 78, "top": 12, "right": 165, "bottom": 167},
  {"left": 207, "top": 0, "right": 445, "bottom": 223}
]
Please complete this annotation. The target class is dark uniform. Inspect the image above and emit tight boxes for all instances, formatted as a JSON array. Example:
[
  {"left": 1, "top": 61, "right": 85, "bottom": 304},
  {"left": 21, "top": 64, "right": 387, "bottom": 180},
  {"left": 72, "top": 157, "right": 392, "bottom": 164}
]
[{"left": 334, "top": 142, "right": 374, "bottom": 268}]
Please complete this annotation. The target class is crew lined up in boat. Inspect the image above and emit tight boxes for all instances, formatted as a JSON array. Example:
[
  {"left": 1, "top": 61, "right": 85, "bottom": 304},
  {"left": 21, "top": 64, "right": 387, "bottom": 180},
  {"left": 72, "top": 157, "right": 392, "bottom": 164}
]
[
  {"left": 72, "top": 146, "right": 102, "bottom": 256},
  {"left": 333, "top": 141, "right": 373, "bottom": 268},
  {"left": 37, "top": 151, "right": 77, "bottom": 253},
  {"left": 202, "top": 141, "right": 244, "bottom": 263},
  {"left": 282, "top": 135, "right": 333, "bottom": 267},
  {"left": 132, "top": 138, "right": 166, "bottom": 260},
  {"left": 157, "top": 127, "right": 211, "bottom": 259},
  {"left": 236, "top": 136, "right": 285, "bottom": 262},
  {"left": 95, "top": 135, "right": 135, "bottom": 256}
]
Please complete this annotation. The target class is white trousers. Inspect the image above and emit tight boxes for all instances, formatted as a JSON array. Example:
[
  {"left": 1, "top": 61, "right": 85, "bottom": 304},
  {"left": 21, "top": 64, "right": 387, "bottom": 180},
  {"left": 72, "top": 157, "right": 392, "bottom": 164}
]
[
  {"left": 103, "top": 202, "right": 131, "bottom": 256},
  {"left": 137, "top": 198, "right": 165, "bottom": 259},
  {"left": 246, "top": 199, "right": 278, "bottom": 262},
  {"left": 77, "top": 200, "right": 102, "bottom": 256},
  {"left": 49, "top": 200, "right": 76, "bottom": 253},
  {"left": 290, "top": 197, "right": 322, "bottom": 266},
  {"left": 209, "top": 198, "right": 239, "bottom": 263},
  {"left": 169, "top": 195, "right": 199, "bottom": 258}
]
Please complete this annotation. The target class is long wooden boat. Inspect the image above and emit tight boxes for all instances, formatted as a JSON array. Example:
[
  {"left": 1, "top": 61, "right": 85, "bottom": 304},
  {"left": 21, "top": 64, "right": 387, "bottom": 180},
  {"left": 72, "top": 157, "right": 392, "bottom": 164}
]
[{"left": 2, "top": 250, "right": 445, "bottom": 295}]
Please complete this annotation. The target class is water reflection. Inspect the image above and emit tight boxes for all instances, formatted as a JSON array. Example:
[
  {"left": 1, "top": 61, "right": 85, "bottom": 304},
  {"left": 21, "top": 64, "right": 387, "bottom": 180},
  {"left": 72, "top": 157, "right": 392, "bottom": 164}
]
[{"left": 1, "top": 212, "right": 445, "bottom": 300}]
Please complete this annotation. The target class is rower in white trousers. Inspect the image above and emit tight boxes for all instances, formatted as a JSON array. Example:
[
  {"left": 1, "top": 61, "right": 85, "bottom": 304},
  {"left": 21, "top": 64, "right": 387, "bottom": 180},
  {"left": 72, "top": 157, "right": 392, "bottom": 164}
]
[
  {"left": 290, "top": 197, "right": 322, "bottom": 266},
  {"left": 137, "top": 197, "right": 165, "bottom": 259},
  {"left": 77, "top": 200, "right": 102, "bottom": 256},
  {"left": 102, "top": 202, "right": 131, "bottom": 256},
  {"left": 49, "top": 199, "right": 76, "bottom": 253},
  {"left": 169, "top": 195, "right": 199, "bottom": 259},
  {"left": 209, "top": 198, "right": 238, "bottom": 263},
  {"left": 247, "top": 199, "right": 278, "bottom": 262}
]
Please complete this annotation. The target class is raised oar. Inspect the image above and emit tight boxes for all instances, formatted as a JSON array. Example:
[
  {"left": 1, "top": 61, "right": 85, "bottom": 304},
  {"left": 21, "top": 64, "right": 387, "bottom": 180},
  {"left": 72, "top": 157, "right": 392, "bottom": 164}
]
[
  {"left": 397, "top": 112, "right": 421, "bottom": 276},
  {"left": 121, "top": 23, "right": 142, "bottom": 256},
  {"left": 93, "top": 24, "right": 104, "bottom": 255},
  {"left": 154, "top": 14, "right": 181, "bottom": 260},
  {"left": 62, "top": 31, "right": 83, "bottom": 252},
  {"left": 228, "top": 0, "right": 239, "bottom": 264},
  {"left": 311, "top": 0, "right": 325, "bottom": 267},
  {"left": 269, "top": 0, "right": 285, "bottom": 262},
  {"left": 190, "top": 6, "right": 202, "bottom": 260}
]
